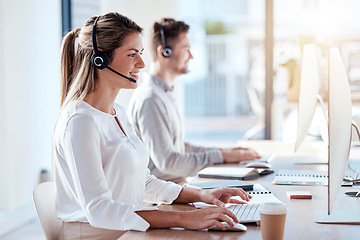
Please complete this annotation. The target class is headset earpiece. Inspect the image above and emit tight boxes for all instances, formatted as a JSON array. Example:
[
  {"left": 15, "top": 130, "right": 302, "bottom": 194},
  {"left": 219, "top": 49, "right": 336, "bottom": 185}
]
[
  {"left": 161, "top": 47, "right": 173, "bottom": 58},
  {"left": 160, "top": 24, "right": 173, "bottom": 58},
  {"left": 91, "top": 51, "right": 109, "bottom": 69},
  {"left": 91, "top": 16, "right": 110, "bottom": 69}
]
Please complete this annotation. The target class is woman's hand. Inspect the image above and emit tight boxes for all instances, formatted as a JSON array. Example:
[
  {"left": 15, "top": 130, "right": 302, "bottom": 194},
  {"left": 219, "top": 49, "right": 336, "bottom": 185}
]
[
  {"left": 180, "top": 207, "right": 239, "bottom": 230},
  {"left": 199, "top": 187, "right": 252, "bottom": 207},
  {"left": 138, "top": 187, "right": 251, "bottom": 230}
]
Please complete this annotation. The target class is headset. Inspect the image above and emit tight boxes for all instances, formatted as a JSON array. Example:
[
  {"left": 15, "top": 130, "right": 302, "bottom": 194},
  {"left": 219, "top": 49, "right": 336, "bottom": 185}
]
[
  {"left": 91, "top": 16, "right": 137, "bottom": 83},
  {"left": 160, "top": 24, "right": 173, "bottom": 58}
]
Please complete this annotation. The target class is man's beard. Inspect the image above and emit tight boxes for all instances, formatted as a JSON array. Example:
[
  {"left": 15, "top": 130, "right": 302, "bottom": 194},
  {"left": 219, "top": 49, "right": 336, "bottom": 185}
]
[{"left": 179, "top": 66, "right": 189, "bottom": 74}]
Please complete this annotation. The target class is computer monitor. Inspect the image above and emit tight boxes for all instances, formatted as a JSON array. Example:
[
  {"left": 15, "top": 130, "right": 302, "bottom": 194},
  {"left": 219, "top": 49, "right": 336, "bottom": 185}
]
[
  {"left": 295, "top": 44, "right": 320, "bottom": 152},
  {"left": 315, "top": 47, "right": 360, "bottom": 223}
]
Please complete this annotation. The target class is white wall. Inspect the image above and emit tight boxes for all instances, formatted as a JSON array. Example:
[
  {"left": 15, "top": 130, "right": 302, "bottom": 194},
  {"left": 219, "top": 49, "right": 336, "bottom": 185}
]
[
  {"left": 0, "top": 0, "right": 61, "bottom": 234},
  {"left": 0, "top": 0, "right": 182, "bottom": 235}
]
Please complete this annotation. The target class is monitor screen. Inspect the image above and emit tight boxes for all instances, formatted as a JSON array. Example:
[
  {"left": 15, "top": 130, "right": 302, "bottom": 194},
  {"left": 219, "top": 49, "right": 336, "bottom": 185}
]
[
  {"left": 295, "top": 44, "right": 320, "bottom": 152},
  {"left": 327, "top": 47, "right": 352, "bottom": 214},
  {"left": 314, "top": 48, "right": 360, "bottom": 223}
]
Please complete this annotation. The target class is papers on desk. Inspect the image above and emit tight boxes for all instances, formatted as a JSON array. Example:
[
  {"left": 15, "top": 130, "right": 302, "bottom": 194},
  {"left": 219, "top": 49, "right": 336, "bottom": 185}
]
[
  {"left": 192, "top": 184, "right": 283, "bottom": 209},
  {"left": 238, "top": 183, "right": 283, "bottom": 204},
  {"left": 273, "top": 169, "right": 353, "bottom": 186},
  {"left": 186, "top": 180, "right": 254, "bottom": 191},
  {"left": 197, "top": 167, "right": 260, "bottom": 180}
]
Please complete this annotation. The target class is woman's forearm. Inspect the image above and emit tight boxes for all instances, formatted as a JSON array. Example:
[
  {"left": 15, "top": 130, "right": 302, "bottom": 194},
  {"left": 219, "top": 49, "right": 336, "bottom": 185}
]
[
  {"left": 135, "top": 210, "right": 183, "bottom": 228},
  {"left": 136, "top": 206, "right": 239, "bottom": 230},
  {"left": 172, "top": 186, "right": 202, "bottom": 203}
]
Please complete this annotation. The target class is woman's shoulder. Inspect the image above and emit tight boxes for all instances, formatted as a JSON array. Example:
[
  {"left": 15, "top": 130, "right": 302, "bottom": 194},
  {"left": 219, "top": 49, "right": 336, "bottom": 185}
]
[
  {"left": 68, "top": 100, "right": 94, "bottom": 117},
  {"left": 55, "top": 101, "right": 98, "bottom": 139},
  {"left": 59, "top": 101, "right": 97, "bottom": 126}
]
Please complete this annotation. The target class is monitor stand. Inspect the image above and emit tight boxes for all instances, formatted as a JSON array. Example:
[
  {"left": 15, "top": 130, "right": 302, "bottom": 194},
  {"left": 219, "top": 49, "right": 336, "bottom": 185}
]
[{"left": 315, "top": 210, "right": 360, "bottom": 224}]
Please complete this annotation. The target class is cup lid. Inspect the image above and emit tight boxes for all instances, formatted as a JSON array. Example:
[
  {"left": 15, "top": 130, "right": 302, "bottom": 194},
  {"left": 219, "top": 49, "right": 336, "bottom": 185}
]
[{"left": 259, "top": 202, "right": 287, "bottom": 215}]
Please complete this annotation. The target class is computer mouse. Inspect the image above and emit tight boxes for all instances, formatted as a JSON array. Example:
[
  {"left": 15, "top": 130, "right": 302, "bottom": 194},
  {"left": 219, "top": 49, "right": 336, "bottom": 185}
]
[
  {"left": 245, "top": 161, "right": 272, "bottom": 169},
  {"left": 208, "top": 222, "right": 247, "bottom": 232}
]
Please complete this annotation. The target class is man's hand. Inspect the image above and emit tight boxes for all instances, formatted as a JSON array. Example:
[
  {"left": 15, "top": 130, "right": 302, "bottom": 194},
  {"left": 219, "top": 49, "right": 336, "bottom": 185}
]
[{"left": 220, "top": 147, "right": 261, "bottom": 163}]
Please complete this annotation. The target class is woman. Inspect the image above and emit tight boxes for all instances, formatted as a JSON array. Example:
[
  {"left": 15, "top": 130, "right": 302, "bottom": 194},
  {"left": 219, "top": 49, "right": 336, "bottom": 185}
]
[{"left": 53, "top": 12, "right": 251, "bottom": 239}]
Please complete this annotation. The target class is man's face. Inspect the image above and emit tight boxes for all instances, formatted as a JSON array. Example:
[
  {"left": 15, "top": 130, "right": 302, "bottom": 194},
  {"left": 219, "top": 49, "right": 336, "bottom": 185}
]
[{"left": 168, "top": 32, "right": 193, "bottom": 75}]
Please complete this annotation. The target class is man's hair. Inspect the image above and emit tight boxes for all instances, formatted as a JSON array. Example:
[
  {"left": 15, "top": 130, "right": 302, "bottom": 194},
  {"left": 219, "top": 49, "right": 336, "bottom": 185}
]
[{"left": 150, "top": 18, "right": 190, "bottom": 60}]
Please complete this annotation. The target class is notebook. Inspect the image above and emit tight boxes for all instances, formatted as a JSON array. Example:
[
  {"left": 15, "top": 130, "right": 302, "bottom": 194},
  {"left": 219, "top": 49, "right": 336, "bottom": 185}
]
[
  {"left": 273, "top": 169, "right": 353, "bottom": 186},
  {"left": 198, "top": 167, "right": 260, "bottom": 180},
  {"left": 186, "top": 180, "right": 254, "bottom": 191},
  {"left": 192, "top": 184, "right": 283, "bottom": 225}
]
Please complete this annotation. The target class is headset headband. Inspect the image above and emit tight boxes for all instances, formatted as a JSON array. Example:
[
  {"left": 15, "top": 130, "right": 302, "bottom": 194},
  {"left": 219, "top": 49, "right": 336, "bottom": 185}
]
[
  {"left": 92, "top": 16, "right": 101, "bottom": 55},
  {"left": 159, "top": 23, "right": 173, "bottom": 58},
  {"left": 160, "top": 24, "right": 167, "bottom": 47}
]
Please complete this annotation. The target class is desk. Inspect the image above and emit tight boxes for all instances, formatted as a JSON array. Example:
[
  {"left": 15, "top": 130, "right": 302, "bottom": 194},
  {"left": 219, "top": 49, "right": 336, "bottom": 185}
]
[{"left": 120, "top": 140, "right": 360, "bottom": 240}]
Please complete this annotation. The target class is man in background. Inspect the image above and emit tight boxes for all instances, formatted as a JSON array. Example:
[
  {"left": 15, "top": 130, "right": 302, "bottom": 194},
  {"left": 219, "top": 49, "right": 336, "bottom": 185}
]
[{"left": 128, "top": 18, "right": 261, "bottom": 184}]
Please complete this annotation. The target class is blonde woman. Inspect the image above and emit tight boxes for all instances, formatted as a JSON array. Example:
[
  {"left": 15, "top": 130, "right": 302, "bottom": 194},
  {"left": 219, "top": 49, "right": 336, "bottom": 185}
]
[{"left": 54, "top": 12, "right": 251, "bottom": 239}]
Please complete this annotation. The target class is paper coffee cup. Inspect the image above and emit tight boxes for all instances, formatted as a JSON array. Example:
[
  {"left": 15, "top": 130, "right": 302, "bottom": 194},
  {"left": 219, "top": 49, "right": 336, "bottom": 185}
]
[{"left": 259, "top": 202, "right": 287, "bottom": 240}]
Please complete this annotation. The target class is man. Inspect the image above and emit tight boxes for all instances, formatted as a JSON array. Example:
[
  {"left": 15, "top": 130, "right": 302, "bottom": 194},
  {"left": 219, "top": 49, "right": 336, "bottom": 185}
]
[{"left": 128, "top": 18, "right": 260, "bottom": 183}]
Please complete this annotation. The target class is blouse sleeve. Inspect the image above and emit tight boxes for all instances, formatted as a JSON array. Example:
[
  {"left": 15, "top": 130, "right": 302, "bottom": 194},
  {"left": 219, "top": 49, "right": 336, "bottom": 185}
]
[
  {"left": 62, "top": 114, "right": 153, "bottom": 231},
  {"left": 143, "top": 169, "right": 183, "bottom": 204}
]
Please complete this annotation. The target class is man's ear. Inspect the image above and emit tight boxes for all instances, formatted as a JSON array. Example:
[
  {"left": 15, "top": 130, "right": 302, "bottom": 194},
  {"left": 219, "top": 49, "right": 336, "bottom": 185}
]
[{"left": 156, "top": 45, "right": 165, "bottom": 58}]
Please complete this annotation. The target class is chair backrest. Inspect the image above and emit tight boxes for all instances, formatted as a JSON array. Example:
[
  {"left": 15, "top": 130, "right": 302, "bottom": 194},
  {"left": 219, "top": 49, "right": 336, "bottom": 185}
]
[{"left": 33, "top": 181, "right": 62, "bottom": 240}]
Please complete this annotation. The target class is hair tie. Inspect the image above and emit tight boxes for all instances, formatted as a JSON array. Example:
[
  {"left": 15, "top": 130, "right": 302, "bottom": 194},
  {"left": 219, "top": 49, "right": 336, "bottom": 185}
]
[{"left": 73, "top": 28, "right": 81, "bottom": 38}]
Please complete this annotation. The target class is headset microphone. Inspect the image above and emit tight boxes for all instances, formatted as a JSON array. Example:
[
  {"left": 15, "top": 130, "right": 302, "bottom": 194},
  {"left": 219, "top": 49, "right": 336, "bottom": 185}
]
[
  {"left": 91, "top": 16, "right": 137, "bottom": 83},
  {"left": 105, "top": 66, "right": 137, "bottom": 83}
]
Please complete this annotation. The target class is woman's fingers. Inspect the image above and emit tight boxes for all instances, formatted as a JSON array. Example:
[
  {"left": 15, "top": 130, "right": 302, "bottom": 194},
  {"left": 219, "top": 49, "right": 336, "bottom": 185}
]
[
  {"left": 218, "top": 187, "right": 251, "bottom": 202},
  {"left": 201, "top": 187, "right": 252, "bottom": 209},
  {"left": 209, "top": 220, "right": 226, "bottom": 231},
  {"left": 185, "top": 207, "right": 240, "bottom": 230},
  {"left": 211, "top": 207, "right": 239, "bottom": 223},
  {"left": 205, "top": 208, "right": 238, "bottom": 229},
  {"left": 229, "top": 198, "right": 248, "bottom": 204}
]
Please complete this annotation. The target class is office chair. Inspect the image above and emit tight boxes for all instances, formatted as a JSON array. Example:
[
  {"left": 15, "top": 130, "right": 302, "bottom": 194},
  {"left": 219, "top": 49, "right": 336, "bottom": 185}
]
[{"left": 33, "top": 181, "right": 62, "bottom": 240}]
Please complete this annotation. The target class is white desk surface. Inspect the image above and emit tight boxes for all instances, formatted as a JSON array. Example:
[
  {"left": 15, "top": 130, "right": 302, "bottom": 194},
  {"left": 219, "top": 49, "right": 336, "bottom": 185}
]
[{"left": 120, "top": 140, "right": 360, "bottom": 240}]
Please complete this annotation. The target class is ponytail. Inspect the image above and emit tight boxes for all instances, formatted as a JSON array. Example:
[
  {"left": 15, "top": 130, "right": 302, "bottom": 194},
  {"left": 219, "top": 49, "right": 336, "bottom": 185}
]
[{"left": 59, "top": 28, "right": 81, "bottom": 107}]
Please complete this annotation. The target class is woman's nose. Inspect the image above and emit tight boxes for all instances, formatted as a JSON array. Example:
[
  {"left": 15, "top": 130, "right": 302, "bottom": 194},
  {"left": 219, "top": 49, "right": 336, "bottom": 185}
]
[{"left": 136, "top": 56, "right": 145, "bottom": 69}]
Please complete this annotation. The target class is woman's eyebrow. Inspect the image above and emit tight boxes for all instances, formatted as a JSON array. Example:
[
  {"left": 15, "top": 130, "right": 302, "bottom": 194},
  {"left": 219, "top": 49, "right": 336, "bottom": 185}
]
[{"left": 128, "top": 48, "right": 144, "bottom": 52}]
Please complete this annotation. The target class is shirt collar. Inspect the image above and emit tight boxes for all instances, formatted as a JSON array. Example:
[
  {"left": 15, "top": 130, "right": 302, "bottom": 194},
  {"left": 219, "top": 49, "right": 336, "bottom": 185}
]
[{"left": 150, "top": 75, "right": 174, "bottom": 92}]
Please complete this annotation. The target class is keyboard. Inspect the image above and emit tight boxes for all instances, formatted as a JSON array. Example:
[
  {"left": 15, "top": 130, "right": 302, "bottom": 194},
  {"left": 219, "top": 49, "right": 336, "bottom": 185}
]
[{"left": 228, "top": 203, "right": 260, "bottom": 224}]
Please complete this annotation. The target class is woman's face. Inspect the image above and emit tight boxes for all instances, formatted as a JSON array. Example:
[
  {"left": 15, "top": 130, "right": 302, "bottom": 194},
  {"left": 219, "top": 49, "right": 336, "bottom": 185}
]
[{"left": 108, "top": 32, "right": 145, "bottom": 89}]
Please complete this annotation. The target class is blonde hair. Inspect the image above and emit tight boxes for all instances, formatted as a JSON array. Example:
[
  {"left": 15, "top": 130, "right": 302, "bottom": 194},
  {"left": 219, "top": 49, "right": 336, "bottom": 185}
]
[{"left": 59, "top": 12, "right": 143, "bottom": 108}]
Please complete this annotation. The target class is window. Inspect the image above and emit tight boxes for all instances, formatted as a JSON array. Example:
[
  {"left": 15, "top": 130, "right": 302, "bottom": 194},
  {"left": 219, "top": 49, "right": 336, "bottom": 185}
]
[{"left": 179, "top": 0, "right": 266, "bottom": 145}]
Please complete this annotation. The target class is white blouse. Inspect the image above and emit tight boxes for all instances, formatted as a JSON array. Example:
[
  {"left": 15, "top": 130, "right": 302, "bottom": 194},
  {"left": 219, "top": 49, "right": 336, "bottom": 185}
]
[{"left": 53, "top": 100, "right": 182, "bottom": 231}]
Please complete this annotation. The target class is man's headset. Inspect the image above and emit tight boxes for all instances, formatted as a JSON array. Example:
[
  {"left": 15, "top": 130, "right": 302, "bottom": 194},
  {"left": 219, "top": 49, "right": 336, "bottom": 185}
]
[
  {"left": 90, "top": 16, "right": 137, "bottom": 83},
  {"left": 160, "top": 24, "right": 173, "bottom": 58}
]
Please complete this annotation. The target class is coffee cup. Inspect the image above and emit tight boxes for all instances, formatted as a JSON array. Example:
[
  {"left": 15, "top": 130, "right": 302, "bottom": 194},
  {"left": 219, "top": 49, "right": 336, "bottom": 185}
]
[{"left": 259, "top": 202, "right": 287, "bottom": 240}]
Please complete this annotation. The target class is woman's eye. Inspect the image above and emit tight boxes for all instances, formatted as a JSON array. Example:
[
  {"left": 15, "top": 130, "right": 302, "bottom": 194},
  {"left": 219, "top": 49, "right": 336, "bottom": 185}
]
[{"left": 129, "top": 54, "right": 135, "bottom": 57}]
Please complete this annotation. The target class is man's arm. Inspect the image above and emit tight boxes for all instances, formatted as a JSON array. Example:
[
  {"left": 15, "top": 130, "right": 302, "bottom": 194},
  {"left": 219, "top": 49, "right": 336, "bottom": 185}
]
[{"left": 132, "top": 97, "right": 223, "bottom": 178}]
